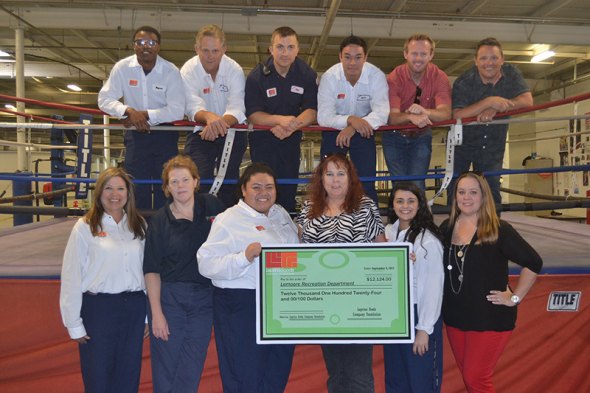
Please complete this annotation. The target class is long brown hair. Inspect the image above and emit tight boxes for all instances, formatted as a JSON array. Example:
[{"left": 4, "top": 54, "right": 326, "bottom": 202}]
[
  {"left": 450, "top": 172, "right": 499, "bottom": 244},
  {"left": 305, "top": 154, "right": 364, "bottom": 219},
  {"left": 85, "top": 167, "right": 146, "bottom": 239}
]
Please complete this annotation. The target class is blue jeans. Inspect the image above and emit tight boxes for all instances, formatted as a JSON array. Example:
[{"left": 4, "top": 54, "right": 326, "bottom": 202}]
[
  {"left": 185, "top": 131, "right": 247, "bottom": 207},
  {"left": 448, "top": 145, "right": 504, "bottom": 206},
  {"left": 321, "top": 344, "right": 374, "bottom": 393},
  {"left": 148, "top": 282, "right": 213, "bottom": 393},
  {"left": 382, "top": 130, "right": 432, "bottom": 191},
  {"left": 321, "top": 131, "right": 378, "bottom": 203}
]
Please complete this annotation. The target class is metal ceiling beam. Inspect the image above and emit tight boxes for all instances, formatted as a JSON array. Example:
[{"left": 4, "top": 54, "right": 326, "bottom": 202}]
[
  {"left": 458, "top": 0, "right": 490, "bottom": 16},
  {"left": 529, "top": 0, "right": 576, "bottom": 17},
  {"left": 69, "top": 29, "right": 118, "bottom": 64},
  {"left": 388, "top": 0, "right": 409, "bottom": 12},
  {"left": 310, "top": 0, "right": 341, "bottom": 70},
  {"left": 532, "top": 58, "right": 584, "bottom": 80},
  {"left": 0, "top": 6, "right": 105, "bottom": 77}
]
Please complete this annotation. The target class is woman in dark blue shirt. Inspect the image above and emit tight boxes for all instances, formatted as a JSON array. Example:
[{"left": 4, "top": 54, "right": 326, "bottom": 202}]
[{"left": 143, "top": 155, "right": 224, "bottom": 393}]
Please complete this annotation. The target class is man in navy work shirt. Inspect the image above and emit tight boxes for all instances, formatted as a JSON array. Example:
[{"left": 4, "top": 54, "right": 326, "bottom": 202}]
[
  {"left": 245, "top": 26, "right": 318, "bottom": 212},
  {"left": 450, "top": 37, "right": 533, "bottom": 205}
]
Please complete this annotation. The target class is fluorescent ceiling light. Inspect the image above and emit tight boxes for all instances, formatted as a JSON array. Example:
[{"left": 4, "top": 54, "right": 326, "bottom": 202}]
[
  {"left": 5, "top": 104, "right": 17, "bottom": 110},
  {"left": 67, "top": 84, "right": 82, "bottom": 92},
  {"left": 0, "top": 50, "right": 10, "bottom": 57},
  {"left": 531, "top": 50, "right": 555, "bottom": 63}
]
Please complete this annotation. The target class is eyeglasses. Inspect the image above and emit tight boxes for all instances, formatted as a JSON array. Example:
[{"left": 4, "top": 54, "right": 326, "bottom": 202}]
[
  {"left": 414, "top": 86, "right": 422, "bottom": 105},
  {"left": 133, "top": 39, "right": 159, "bottom": 47}
]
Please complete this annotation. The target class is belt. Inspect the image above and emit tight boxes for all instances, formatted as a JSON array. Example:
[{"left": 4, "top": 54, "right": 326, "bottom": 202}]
[
  {"left": 84, "top": 290, "right": 144, "bottom": 296},
  {"left": 393, "top": 128, "right": 430, "bottom": 138}
]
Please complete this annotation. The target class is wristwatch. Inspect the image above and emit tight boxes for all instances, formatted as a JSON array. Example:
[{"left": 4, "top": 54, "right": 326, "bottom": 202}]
[{"left": 510, "top": 294, "right": 521, "bottom": 305}]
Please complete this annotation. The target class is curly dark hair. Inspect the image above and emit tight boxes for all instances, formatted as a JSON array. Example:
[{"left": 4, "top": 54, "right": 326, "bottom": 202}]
[{"left": 388, "top": 182, "right": 442, "bottom": 247}]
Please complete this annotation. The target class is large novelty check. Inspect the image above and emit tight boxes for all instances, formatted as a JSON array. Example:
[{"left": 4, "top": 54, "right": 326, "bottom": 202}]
[{"left": 256, "top": 243, "right": 414, "bottom": 344}]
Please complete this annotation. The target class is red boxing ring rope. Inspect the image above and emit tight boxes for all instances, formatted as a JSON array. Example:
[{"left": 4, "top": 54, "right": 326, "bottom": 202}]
[{"left": 2, "top": 91, "right": 590, "bottom": 132}]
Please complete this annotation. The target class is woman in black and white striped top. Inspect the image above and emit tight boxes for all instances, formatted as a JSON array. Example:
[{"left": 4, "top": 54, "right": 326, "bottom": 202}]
[{"left": 296, "top": 153, "right": 385, "bottom": 393}]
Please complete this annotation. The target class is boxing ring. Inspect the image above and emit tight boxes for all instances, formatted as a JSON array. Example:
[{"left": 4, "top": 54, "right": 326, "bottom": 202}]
[{"left": 1, "top": 93, "right": 590, "bottom": 392}]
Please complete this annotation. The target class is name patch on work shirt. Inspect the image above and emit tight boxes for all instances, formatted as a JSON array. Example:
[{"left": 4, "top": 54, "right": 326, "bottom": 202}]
[
  {"left": 128, "top": 79, "right": 138, "bottom": 87},
  {"left": 219, "top": 84, "right": 229, "bottom": 92},
  {"left": 153, "top": 85, "right": 166, "bottom": 92},
  {"left": 357, "top": 94, "right": 370, "bottom": 101},
  {"left": 203, "top": 87, "right": 211, "bottom": 94},
  {"left": 337, "top": 93, "right": 346, "bottom": 99},
  {"left": 291, "top": 85, "right": 304, "bottom": 94},
  {"left": 266, "top": 88, "right": 277, "bottom": 98}
]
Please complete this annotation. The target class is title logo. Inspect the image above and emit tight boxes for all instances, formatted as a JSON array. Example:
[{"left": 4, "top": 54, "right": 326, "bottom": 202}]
[{"left": 547, "top": 291, "right": 581, "bottom": 311}]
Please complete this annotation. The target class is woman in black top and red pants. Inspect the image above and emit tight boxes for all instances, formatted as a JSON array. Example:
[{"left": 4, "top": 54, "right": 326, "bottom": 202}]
[{"left": 441, "top": 172, "right": 543, "bottom": 393}]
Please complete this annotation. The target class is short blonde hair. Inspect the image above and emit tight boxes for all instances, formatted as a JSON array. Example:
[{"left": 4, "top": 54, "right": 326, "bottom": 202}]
[
  {"left": 404, "top": 34, "right": 435, "bottom": 54},
  {"left": 196, "top": 24, "right": 226, "bottom": 47}
]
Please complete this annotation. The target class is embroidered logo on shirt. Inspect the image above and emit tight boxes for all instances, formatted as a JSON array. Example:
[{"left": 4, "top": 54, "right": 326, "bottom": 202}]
[
  {"left": 357, "top": 94, "right": 370, "bottom": 101},
  {"left": 203, "top": 87, "right": 211, "bottom": 94},
  {"left": 153, "top": 85, "right": 165, "bottom": 92},
  {"left": 266, "top": 88, "right": 277, "bottom": 98},
  {"left": 219, "top": 84, "right": 229, "bottom": 93},
  {"left": 97, "top": 231, "right": 107, "bottom": 237},
  {"left": 256, "top": 225, "right": 266, "bottom": 231},
  {"left": 337, "top": 93, "right": 346, "bottom": 99},
  {"left": 129, "top": 79, "right": 138, "bottom": 87},
  {"left": 291, "top": 85, "right": 304, "bottom": 94}
]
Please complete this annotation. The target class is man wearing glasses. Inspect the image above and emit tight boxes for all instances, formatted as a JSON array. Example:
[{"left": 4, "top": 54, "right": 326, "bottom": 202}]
[
  {"left": 317, "top": 35, "right": 390, "bottom": 203},
  {"left": 383, "top": 33, "right": 452, "bottom": 191},
  {"left": 98, "top": 26, "right": 185, "bottom": 210}
]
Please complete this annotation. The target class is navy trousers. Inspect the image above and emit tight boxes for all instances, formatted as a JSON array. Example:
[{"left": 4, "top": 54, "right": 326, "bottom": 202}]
[
  {"left": 213, "top": 287, "right": 294, "bottom": 393},
  {"left": 124, "top": 130, "right": 178, "bottom": 210},
  {"left": 148, "top": 282, "right": 213, "bottom": 393},
  {"left": 79, "top": 291, "right": 146, "bottom": 393},
  {"left": 184, "top": 131, "right": 247, "bottom": 207},
  {"left": 383, "top": 308, "right": 443, "bottom": 393},
  {"left": 248, "top": 131, "right": 301, "bottom": 213}
]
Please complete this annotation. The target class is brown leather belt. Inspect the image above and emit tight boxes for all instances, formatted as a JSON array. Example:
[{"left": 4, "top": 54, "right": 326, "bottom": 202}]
[{"left": 393, "top": 128, "right": 430, "bottom": 138}]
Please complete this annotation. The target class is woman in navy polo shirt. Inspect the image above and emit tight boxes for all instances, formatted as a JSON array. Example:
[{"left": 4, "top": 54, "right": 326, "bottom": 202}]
[{"left": 143, "top": 155, "right": 224, "bottom": 393}]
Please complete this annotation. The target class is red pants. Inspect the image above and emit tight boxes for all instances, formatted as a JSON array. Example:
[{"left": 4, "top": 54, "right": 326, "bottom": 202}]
[{"left": 446, "top": 326, "right": 512, "bottom": 393}]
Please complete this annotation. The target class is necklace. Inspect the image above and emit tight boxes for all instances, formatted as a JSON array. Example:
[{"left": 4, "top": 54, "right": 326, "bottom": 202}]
[
  {"left": 447, "top": 243, "right": 469, "bottom": 294},
  {"left": 171, "top": 202, "right": 193, "bottom": 221}
]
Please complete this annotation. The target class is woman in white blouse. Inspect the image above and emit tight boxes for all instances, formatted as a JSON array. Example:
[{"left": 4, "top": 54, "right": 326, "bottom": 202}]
[
  {"left": 197, "top": 163, "right": 299, "bottom": 393},
  {"left": 60, "top": 167, "right": 147, "bottom": 393},
  {"left": 383, "top": 182, "right": 444, "bottom": 393}
]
